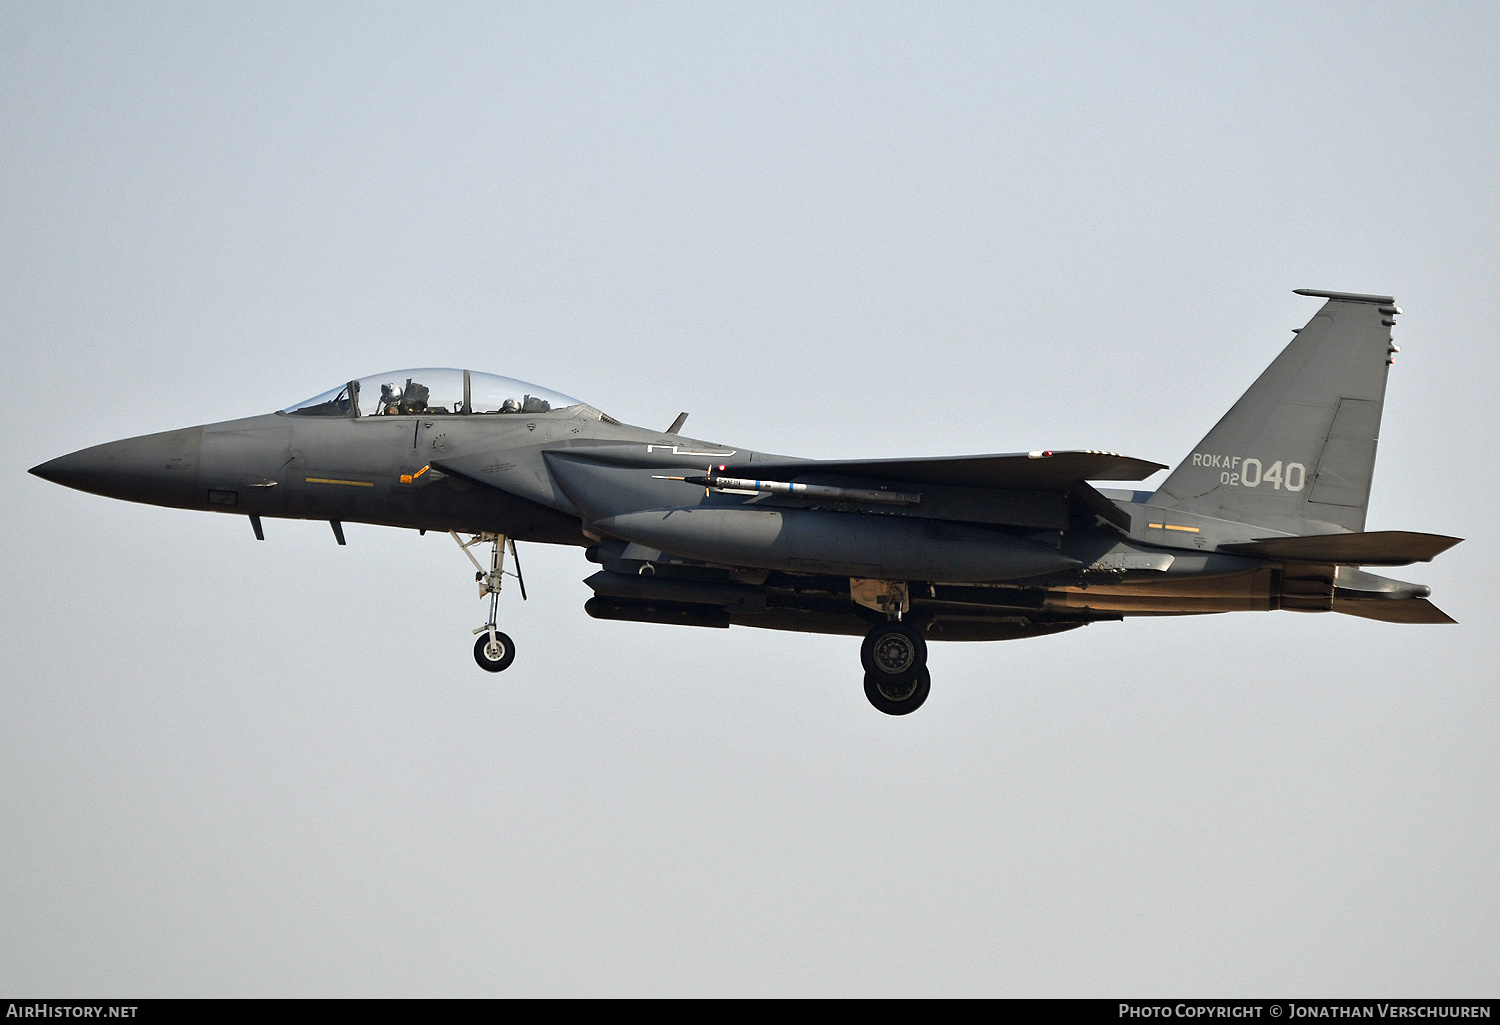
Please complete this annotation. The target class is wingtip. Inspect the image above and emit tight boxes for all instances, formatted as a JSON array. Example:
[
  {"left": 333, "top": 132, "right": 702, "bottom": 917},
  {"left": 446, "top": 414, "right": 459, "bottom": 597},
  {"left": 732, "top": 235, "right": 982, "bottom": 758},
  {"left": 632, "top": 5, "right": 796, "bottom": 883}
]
[
  {"left": 1293, "top": 288, "right": 1396, "bottom": 304},
  {"left": 1429, "top": 603, "right": 1459, "bottom": 625}
]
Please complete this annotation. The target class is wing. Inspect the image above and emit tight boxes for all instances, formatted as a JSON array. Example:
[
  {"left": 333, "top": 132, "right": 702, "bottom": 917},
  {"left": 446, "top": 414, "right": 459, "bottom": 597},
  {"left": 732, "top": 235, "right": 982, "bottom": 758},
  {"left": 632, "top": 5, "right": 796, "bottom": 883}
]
[{"left": 734, "top": 450, "right": 1167, "bottom": 490}]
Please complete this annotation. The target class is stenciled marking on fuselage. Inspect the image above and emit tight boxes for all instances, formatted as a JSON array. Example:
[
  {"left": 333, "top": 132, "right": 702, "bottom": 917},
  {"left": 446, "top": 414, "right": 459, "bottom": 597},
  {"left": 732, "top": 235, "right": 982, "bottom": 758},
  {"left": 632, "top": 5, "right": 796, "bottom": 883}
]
[
  {"left": 1190, "top": 453, "right": 1307, "bottom": 491},
  {"left": 305, "top": 477, "right": 375, "bottom": 487},
  {"left": 645, "top": 444, "right": 737, "bottom": 458}
]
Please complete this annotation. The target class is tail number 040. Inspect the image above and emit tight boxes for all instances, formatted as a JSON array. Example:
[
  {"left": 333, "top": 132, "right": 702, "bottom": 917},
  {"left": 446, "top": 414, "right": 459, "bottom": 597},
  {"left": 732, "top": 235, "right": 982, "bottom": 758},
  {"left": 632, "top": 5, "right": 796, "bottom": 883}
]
[{"left": 1223, "top": 460, "right": 1305, "bottom": 491}]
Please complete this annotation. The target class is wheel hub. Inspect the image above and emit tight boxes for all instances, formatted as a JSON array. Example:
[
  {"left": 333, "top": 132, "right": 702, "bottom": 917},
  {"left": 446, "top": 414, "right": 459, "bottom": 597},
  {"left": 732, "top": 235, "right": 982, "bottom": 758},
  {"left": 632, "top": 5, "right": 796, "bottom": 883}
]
[
  {"left": 875, "top": 676, "right": 919, "bottom": 701},
  {"left": 872, "top": 632, "right": 917, "bottom": 676}
]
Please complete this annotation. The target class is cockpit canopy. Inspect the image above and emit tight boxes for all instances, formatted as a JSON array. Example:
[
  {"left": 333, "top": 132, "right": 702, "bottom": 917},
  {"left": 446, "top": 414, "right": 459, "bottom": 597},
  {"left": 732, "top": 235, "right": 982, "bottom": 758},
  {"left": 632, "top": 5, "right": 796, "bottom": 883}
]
[{"left": 281, "top": 369, "right": 583, "bottom": 418}]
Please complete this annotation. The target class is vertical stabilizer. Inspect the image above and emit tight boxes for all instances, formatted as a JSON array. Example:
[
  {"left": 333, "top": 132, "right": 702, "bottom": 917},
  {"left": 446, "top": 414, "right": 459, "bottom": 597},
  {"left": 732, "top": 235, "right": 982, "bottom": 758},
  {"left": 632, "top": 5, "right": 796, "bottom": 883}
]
[{"left": 1149, "top": 290, "right": 1400, "bottom": 534}]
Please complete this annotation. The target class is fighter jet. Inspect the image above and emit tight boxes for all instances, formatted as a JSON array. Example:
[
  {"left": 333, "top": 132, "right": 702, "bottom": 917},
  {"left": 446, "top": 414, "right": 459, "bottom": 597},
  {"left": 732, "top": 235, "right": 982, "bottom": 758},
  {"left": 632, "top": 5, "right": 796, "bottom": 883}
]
[{"left": 30, "top": 289, "right": 1460, "bottom": 714}]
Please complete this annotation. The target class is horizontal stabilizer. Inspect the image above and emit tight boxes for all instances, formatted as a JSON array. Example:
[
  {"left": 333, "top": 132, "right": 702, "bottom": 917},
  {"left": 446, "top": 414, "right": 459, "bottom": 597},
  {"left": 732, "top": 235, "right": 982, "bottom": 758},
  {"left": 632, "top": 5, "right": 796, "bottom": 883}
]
[
  {"left": 1221, "top": 530, "right": 1462, "bottom": 566},
  {"left": 1331, "top": 597, "right": 1456, "bottom": 624},
  {"left": 738, "top": 450, "right": 1166, "bottom": 490}
]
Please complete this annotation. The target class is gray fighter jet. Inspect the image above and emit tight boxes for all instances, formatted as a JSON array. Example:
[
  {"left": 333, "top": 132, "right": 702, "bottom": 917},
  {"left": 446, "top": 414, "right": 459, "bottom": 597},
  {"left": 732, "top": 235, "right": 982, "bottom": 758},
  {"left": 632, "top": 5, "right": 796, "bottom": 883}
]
[{"left": 31, "top": 289, "right": 1460, "bottom": 714}]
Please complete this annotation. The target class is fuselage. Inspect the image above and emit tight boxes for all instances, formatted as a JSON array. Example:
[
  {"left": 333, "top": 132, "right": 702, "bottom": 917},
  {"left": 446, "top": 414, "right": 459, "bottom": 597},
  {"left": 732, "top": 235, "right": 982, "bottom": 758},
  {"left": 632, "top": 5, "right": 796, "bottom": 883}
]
[
  {"left": 33, "top": 403, "right": 629, "bottom": 545},
  {"left": 28, "top": 390, "right": 1368, "bottom": 637}
]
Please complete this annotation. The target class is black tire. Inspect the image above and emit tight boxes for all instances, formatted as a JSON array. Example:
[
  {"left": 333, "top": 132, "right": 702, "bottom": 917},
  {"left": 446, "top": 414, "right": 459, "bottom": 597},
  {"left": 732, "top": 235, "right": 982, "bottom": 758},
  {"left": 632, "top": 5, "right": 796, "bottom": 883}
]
[
  {"left": 864, "top": 668, "right": 931, "bottom": 715},
  {"left": 473, "top": 631, "right": 516, "bottom": 673},
  {"left": 860, "top": 622, "right": 927, "bottom": 684}
]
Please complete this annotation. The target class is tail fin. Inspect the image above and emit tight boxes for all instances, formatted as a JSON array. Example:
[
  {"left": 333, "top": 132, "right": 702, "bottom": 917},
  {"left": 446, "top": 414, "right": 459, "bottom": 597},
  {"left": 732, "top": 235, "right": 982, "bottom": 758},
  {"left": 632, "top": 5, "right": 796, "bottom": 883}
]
[{"left": 1149, "top": 289, "right": 1400, "bottom": 534}]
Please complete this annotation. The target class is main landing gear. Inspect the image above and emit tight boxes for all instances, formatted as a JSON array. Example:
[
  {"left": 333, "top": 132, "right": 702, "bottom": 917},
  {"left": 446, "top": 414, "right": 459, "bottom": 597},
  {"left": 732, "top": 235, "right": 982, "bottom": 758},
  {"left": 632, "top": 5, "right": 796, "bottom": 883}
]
[
  {"left": 864, "top": 667, "right": 931, "bottom": 716},
  {"left": 860, "top": 620, "right": 930, "bottom": 715},
  {"left": 451, "top": 531, "right": 526, "bottom": 673}
]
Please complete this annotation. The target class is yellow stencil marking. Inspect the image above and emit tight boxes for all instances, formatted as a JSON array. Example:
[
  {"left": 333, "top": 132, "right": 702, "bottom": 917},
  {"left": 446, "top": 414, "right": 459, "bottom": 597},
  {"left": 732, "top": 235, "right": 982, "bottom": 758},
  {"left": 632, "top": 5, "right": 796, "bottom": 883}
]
[
  {"left": 414, "top": 464, "right": 429, "bottom": 479},
  {"left": 306, "top": 477, "right": 375, "bottom": 487},
  {"left": 1148, "top": 523, "right": 1164, "bottom": 529},
  {"left": 1164, "top": 524, "right": 1200, "bottom": 532}
]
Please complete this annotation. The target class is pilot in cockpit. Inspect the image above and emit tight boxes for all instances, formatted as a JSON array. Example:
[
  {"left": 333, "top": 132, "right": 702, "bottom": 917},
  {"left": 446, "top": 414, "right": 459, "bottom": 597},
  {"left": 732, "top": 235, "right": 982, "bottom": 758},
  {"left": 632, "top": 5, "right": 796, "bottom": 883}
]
[
  {"left": 282, "top": 370, "right": 581, "bottom": 419},
  {"left": 378, "top": 380, "right": 433, "bottom": 415},
  {"left": 403, "top": 381, "right": 430, "bottom": 413}
]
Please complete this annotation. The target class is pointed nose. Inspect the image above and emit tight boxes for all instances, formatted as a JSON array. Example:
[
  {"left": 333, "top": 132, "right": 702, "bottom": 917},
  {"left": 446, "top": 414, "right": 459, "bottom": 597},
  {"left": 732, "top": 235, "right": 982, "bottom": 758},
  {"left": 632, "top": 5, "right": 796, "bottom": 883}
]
[{"left": 31, "top": 426, "right": 203, "bottom": 508}]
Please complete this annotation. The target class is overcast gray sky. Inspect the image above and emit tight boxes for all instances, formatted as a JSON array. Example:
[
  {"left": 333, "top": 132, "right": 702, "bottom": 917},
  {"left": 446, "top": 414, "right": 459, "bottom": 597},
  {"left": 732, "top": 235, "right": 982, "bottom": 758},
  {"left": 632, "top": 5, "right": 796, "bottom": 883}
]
[{"left": 2, "top": 1, "right": 1496, "bottom": 996}]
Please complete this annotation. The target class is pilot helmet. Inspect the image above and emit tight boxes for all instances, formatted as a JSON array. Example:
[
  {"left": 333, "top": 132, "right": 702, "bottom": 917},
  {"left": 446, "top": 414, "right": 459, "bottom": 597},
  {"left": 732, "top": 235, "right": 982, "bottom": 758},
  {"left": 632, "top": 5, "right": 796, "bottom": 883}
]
[{"left": 379, "top": 383, "right": 403, "bottom": 413}]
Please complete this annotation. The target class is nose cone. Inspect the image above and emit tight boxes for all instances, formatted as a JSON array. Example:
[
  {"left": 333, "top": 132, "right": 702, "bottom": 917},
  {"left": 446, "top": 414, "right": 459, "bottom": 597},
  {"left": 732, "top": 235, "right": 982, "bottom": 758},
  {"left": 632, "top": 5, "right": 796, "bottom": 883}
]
[{"left": 31, "top": 426, "right": 203, "bottom": 508}]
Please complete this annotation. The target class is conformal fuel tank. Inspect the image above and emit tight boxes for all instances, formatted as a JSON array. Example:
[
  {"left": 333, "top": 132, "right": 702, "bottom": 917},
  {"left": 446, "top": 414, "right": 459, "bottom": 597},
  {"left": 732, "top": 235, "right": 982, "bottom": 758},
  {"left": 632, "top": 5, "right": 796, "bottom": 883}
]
[{"left": 591, "top": 507, "right": 1078, "bottom": 582}]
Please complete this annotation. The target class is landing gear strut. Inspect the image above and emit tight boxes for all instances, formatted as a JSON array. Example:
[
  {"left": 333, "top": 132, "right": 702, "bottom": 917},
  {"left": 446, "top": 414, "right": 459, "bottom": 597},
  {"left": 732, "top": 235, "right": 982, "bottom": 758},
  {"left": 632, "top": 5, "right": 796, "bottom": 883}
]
[{"left": 452, "top": 531, "right": 526, "bottom": 673}]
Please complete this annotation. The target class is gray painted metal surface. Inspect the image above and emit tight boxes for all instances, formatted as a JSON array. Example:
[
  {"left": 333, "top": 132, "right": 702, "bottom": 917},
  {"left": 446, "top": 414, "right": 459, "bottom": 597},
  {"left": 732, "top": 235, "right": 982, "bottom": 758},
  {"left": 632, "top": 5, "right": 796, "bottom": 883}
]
[
  {"left": 1150, "top": 292, "right": 1398, "bottom": 534},
  {"left": 28, "top": 289, "right": 1461, "bottom": 713}
]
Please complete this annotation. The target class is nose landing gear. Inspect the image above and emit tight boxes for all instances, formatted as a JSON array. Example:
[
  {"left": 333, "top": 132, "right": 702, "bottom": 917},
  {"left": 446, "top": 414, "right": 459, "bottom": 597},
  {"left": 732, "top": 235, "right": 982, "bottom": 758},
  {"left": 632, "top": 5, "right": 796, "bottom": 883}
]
[
  {"left": 451, "top": 531, "right": 526, "bottom": 673},
  {"left": 474, "top": 631, "right": 516, "bottom": 673}
]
